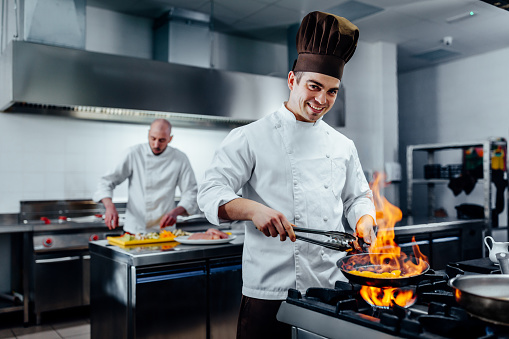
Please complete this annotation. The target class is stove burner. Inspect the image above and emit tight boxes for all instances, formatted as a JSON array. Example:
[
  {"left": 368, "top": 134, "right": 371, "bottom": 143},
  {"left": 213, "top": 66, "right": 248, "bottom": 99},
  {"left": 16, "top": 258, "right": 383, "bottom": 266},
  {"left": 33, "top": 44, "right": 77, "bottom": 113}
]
[{"left": 285, "top": 266, "right": 509, "bottom": 338}]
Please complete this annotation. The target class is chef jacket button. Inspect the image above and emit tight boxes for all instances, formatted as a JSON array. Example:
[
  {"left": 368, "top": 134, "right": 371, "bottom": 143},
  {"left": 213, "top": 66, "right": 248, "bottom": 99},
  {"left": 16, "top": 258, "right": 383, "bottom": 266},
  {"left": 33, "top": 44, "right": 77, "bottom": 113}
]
[
  {"left": 288, "top": 149, "right": 293, "bottom": 154},
  {"left": 294, "top": 180, "right": 298, "bottom": 186},
  {"left": 295, "top": 215, "right": 300, "bottom": 220},
  {"left": 324, "top": 184, "right": 329, "bottom": 189},
  {"left": 326, "top": 154, "right": 330, "bottom": 158},
  {"left": 323, "top": 216, "right": 328, "bottom": 221}
]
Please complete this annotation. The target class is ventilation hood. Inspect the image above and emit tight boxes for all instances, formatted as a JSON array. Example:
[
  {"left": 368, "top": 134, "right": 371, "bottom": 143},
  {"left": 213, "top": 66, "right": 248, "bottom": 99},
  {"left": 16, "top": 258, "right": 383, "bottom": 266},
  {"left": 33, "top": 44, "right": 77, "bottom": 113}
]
[{"left": 0, "top": 41, "right": 289, "bottom": 128}]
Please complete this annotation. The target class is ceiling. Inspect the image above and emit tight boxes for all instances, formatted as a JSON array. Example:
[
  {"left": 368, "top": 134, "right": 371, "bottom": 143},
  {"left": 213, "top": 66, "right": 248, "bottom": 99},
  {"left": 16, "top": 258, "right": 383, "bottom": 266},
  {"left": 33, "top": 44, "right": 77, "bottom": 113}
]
[{"left": 87, "top": 0, "right": 509, "bottom": 73}]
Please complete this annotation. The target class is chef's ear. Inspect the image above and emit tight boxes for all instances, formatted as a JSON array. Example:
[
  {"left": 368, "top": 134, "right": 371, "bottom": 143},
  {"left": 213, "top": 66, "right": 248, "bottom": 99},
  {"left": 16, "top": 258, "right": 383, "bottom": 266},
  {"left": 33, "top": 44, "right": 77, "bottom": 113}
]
[
  {"left": 288, "top": 71, "right": 296, "bottom": 91},
  {"left": 168, "top": 135, "right": 174, "bottom": 143}
]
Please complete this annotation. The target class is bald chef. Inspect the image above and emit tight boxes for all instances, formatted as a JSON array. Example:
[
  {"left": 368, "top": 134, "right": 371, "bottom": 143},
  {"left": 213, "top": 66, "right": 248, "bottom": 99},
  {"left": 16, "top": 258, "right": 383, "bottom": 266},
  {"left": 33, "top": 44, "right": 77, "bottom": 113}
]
[
  {"left": 197, "top": 11, "right": 377, "bottom": 339},
  {"left": 94, "top": 119, "right": 198, "bottom": 233}
]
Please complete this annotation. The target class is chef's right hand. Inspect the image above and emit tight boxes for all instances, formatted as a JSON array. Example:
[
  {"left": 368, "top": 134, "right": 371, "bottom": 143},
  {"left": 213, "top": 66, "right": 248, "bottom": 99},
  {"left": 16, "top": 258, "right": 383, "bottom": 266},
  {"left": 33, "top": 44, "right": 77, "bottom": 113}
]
[
  {"left": 252, "top": 206, "right": 296, "bottom": 242},
  {"left": 104, "top": 205, "right": 119, "bottom": 230}
]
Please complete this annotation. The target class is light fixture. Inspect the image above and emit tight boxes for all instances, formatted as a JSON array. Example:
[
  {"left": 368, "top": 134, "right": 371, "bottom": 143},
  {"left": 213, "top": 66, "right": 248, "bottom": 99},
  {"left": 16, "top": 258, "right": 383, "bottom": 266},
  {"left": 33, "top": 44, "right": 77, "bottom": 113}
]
[{"left": 446, "top": 11, "right": 476, "bottom": 23}]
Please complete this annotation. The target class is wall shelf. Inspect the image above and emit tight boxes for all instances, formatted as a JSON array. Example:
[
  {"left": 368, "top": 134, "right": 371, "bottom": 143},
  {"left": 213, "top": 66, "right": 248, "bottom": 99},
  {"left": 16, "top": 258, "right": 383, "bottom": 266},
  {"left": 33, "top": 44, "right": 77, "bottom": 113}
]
[{"left": 406, "top": 138, "right": 507, "bottom": 238}]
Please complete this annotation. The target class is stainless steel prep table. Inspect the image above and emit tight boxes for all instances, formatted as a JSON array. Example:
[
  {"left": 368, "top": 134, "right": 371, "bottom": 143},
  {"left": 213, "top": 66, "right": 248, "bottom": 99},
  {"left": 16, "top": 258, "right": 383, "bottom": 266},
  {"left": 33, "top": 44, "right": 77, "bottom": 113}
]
[{"left": 89, "top": 235, "right": 244, "bottom": 339}]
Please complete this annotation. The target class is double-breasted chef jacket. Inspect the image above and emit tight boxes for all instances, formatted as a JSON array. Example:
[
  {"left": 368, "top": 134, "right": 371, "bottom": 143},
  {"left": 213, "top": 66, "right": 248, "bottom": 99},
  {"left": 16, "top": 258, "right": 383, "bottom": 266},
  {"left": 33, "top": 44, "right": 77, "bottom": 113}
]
[
  {"left": 94, "top": 143, "right": 198, "bottom": 234},
  {"left": 198, "top": 104, "right": 376, "bottom": 300}
]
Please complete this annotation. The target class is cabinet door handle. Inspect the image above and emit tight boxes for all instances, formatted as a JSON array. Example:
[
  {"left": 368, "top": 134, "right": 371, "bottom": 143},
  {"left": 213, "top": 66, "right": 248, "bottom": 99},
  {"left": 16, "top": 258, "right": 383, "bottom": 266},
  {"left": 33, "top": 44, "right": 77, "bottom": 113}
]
[{"left": 35, "top": 256, "right": 81, "bottom": 264}]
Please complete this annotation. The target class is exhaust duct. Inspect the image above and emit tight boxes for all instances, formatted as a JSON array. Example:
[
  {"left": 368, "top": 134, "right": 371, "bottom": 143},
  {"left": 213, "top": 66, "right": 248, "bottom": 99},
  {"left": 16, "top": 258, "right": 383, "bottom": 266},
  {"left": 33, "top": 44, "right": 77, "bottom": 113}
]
[{"left": 0, "top": 41, "right": 289, "bottom": 128}]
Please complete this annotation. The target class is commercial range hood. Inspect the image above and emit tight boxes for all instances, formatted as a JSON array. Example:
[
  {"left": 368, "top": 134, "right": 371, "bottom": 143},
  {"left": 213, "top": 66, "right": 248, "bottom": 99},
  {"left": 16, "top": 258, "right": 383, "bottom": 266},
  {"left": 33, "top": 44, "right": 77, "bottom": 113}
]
[{"left": 0, "top": 41, "right": 289, "bottom": 128}]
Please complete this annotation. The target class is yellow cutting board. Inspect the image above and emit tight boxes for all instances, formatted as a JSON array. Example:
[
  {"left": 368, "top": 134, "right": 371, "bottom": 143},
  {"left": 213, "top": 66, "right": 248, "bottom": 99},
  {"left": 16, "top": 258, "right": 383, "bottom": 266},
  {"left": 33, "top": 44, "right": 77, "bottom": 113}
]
[{"left": 107, "top": 235, "right": 176, "bottom": 247}]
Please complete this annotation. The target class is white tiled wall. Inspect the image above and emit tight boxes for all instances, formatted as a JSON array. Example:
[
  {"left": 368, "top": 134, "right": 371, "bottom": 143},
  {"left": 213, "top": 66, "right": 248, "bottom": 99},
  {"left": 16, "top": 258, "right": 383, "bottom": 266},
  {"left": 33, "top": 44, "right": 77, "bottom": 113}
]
[{"left": 0, "top": 113, "right": 230, "bottom": 213}]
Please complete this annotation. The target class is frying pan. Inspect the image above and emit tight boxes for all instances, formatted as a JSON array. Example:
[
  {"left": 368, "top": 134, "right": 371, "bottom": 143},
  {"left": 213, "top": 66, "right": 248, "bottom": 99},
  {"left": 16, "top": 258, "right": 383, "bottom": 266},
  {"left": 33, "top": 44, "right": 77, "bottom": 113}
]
[
  {"left": 449, "top": 274, "right": 509, "bottom": 326},
  {"left": 336, "top": 253, "right": 430, "bottom": 288}
]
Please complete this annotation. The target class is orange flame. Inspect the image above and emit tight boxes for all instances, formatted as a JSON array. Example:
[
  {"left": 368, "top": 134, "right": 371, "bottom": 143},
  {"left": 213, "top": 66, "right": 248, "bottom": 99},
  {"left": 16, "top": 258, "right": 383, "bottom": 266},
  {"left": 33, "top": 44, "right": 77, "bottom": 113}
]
[
  {"left": 360, "top": 286, "right": 417, "bottom": 308},
  {"left": 368, "top": 173, "right": 428, "bottom": 273},
  {"left": 346, "top": 172, "right": 429, "bottom": 307}
]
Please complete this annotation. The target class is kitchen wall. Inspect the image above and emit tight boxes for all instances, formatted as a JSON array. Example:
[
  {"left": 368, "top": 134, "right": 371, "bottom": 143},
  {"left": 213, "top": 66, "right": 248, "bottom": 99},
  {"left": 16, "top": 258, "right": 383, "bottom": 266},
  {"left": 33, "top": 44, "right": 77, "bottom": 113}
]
[
  {"left": 0, "top": 6, "right": 283, "bottom": 213},
  {"left": 399, "top": 46, "right": 509, "bottom": 227},
  {"left": 0, "top": 6, "right": 399, "bottom": 214},
  {"left": 0, "top": 5, "right": 399, "bottom": 293},
  {"left": 341, "top": 41, "right": 399, "bottom": 205}
]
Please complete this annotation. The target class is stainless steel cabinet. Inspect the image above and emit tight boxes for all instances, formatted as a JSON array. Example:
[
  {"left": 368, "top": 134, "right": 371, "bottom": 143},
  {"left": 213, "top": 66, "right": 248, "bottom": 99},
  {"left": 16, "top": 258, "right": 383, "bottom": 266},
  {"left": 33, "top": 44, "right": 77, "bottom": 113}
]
[
  {"left": 33, "top": 252, "right": 84, "bottom": 320},
  {"left": 134, "top": 262, "right": 208, "bottom": 339},
  {"left": 91, "top": 251, "right": 243, "bottom": 339},
  {"left": 209, "top": 257, "right": 242, "bottom": 339}
]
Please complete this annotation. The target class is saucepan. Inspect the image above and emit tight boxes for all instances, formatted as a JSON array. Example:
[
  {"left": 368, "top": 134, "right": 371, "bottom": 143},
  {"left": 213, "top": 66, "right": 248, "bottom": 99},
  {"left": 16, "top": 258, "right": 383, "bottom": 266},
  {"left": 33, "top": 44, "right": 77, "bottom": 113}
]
[
  {"left": 449, "top": 274, "right": 509, "bottom": 326},
  {"left": 336, "top": 253, "right": 430, "bottom": 288}
]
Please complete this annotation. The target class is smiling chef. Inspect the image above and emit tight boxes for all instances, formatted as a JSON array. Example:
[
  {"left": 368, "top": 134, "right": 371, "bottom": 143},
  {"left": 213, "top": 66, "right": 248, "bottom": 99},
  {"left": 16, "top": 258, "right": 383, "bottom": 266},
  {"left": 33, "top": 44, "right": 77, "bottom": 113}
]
[{"left": 198, "top": 11, "right": 377, "bottom": 339}]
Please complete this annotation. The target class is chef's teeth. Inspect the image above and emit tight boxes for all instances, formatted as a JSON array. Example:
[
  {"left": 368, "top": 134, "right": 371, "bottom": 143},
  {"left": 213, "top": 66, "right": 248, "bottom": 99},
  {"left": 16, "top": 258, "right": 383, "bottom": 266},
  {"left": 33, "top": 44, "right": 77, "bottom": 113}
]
[{"left": 309, "top": 104, "right": 324, "bottom": 111}]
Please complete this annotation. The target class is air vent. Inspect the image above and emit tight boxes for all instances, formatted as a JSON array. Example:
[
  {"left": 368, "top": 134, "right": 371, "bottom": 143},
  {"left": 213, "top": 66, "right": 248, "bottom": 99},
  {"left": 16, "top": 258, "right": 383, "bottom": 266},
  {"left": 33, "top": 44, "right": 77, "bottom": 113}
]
[
  {"left": 327, "top": 0, "right": 384, "bottom": 21},
  {"left": 5, "top": 102, "right": 254, "bottom": 129},
  {"left": 412, "top": 49, "right": 461, "bottom": 62}
]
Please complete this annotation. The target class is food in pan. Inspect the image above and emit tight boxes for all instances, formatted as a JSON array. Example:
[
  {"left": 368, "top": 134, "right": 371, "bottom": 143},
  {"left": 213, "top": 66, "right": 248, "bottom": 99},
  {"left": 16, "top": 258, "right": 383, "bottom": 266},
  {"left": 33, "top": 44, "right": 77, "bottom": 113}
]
[{"left": 348, "top": 269, "right": 402, "bottom": 278}]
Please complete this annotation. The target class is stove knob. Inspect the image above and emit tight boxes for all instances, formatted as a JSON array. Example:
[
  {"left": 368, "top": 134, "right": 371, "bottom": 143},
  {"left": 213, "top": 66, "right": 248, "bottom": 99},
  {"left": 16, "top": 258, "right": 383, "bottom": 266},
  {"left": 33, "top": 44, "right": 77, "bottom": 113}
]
[
  {"left": 43, "top": 238, "right": 53, "bottom": 247},
  {"left": 90, "top": 234, "right": 99, "bottom": 241}
]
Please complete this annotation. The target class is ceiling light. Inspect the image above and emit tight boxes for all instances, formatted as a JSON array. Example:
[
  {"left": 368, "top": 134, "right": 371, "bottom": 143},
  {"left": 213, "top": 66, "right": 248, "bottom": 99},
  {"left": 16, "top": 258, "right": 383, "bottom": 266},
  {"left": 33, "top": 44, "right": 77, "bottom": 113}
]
[{"left": 446, "top": 11, "right": 476, "bottom": 23}]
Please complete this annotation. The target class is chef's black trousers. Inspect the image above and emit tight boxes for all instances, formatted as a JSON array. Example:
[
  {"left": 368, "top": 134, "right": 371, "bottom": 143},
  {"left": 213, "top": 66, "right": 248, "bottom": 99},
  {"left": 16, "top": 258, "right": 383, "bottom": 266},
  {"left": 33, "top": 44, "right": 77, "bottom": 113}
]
[{"left": 237, "top": 295, "right": 291, "bottom": 339}]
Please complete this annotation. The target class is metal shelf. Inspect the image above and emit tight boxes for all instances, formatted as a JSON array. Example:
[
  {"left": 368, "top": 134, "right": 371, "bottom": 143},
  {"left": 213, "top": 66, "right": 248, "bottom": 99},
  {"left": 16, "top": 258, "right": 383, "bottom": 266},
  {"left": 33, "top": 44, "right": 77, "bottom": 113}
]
[
  {"left": 406, "top": 139, "right": 498, "bottom": 237},
  {"left": 0, "top": 300, "right": 24, "bottom": 314}
]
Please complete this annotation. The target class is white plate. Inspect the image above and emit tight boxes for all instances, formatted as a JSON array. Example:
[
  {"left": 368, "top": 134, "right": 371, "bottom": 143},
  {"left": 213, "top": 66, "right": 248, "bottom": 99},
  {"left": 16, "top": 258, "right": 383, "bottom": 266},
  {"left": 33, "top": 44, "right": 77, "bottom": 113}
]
[{"left": 175, "top": 235, "right": 237, "bottom": 245}]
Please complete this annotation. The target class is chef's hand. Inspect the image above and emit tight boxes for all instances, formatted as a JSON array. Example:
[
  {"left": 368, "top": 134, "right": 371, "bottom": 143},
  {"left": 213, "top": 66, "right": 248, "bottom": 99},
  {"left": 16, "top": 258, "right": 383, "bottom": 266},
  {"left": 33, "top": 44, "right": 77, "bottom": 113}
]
[
  {"left": 160, "top": 212, "right": 178, "bottom": 229},
  {"left": 354, "top": 215, "right": 376, "bottom": 251},
  {"left": 102, "top": 198, "right": 119, "bottom": 230},
  {"left": 160, "top": 206, "right": 187, "bottom": 229},
  {"left": 251, "top": 205, "right": 296, "bottom": 242}
]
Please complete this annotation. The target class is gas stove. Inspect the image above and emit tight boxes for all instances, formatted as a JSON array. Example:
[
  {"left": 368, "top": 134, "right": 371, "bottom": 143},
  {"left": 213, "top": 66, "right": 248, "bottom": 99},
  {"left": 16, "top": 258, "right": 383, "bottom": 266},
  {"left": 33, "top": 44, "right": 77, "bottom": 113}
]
[{"left": 277, "top": 258, "right": 509, "bottom": 339}]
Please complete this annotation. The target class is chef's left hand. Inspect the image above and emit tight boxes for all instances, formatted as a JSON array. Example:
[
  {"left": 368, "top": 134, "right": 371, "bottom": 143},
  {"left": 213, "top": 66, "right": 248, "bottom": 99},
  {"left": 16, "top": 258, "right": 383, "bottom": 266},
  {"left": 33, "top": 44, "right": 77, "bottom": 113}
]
[
  {"left": 160, "top": 213, "right": 177, "bottom": 229},
  {"left": 160, "top": 206, "right": 187, "bottom": 229},
  {"left": 354, "top": 215, "right": 376, "bottom": 250}
]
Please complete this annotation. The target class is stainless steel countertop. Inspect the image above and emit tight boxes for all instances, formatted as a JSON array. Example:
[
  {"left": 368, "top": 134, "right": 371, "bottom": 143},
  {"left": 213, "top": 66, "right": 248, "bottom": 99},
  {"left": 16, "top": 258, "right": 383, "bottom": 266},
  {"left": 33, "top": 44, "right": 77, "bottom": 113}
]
[
  {"left": 89, "top": 231, "right": 245, "bottom": 266},
  {"left": 0, "top": 225, "right": 32, "bottom": 233}
]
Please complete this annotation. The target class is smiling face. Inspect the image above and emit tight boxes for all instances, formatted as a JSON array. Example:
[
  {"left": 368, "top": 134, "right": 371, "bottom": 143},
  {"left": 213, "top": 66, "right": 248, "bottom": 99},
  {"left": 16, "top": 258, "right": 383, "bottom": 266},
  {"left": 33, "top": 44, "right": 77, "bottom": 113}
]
[
  {"left": 148, "top": 119, "right": 173, "bottom": 155},
  {"left": 285, "top": 71, "right": 340, "bottom": 123}
]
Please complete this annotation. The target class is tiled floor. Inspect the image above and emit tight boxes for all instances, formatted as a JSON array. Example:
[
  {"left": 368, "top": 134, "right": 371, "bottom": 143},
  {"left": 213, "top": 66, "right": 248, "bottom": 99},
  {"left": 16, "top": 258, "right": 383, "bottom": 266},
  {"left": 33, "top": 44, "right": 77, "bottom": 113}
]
[{"left": 0, "top": 309, "right": 90, "bottom": 339}]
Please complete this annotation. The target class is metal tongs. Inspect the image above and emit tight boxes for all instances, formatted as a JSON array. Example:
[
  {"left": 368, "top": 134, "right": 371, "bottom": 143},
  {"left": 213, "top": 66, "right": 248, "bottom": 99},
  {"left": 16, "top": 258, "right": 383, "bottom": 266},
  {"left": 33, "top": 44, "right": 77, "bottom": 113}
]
[{"left": 292, "top": 226, "right": 356, "bottom": 252}]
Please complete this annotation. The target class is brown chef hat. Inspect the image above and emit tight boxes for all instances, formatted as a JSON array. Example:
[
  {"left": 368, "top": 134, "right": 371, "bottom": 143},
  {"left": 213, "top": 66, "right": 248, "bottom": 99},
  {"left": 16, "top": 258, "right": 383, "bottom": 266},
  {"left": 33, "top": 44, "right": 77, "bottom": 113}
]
[{"left": 292, "top": 11, "right": 359, "bottom": 80}]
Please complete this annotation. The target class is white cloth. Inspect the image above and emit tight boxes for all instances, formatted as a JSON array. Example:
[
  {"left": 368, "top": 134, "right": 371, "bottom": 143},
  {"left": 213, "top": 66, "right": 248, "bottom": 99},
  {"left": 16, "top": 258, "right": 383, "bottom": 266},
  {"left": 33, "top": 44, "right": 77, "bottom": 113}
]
[
  {"left": 93, "top": 143, "right": 198, "bottom": 234},
  {"left": 198, "top": 104, "right": 376, "bottom": 300}
]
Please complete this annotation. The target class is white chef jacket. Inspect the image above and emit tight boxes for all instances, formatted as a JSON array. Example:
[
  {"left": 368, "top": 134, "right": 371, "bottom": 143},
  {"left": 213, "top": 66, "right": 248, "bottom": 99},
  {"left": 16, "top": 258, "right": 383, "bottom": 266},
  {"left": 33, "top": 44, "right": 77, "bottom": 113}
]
[
  {"left": 198, "top": 104, "right": 376, "bottom": 300},
  {"left": 93, "top": 143, "right": 198, "bottom": 234}
]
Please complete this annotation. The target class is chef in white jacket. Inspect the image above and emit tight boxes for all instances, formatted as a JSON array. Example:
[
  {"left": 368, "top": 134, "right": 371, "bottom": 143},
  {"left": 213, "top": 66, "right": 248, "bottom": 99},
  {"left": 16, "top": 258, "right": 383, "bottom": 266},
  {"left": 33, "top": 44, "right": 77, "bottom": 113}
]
[
  {"left": 198, "top": 11, "right": 376, "bottom": 339},
  {"left": 94, "top": 119, "right": 198, "bottom": 234}
]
